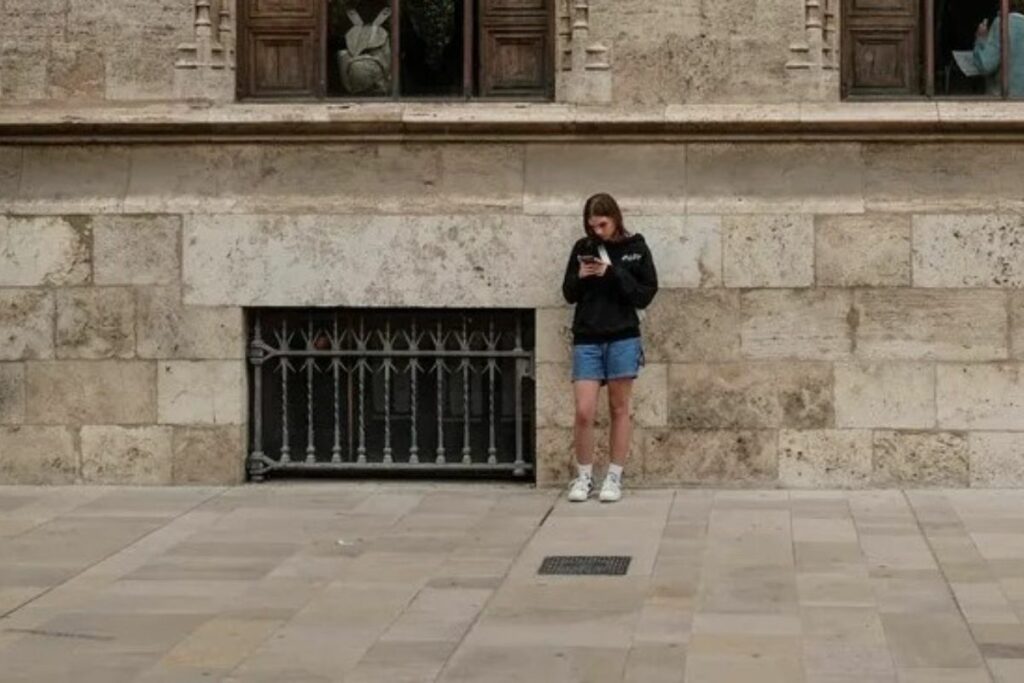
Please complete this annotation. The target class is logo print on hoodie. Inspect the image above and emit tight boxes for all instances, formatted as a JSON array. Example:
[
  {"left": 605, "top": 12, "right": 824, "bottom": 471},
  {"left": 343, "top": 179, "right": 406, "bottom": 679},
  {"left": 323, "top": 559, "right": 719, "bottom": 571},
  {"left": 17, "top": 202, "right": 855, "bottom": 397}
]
[{"left": 621, "top": 253, "right": 642, "bottom": 262}]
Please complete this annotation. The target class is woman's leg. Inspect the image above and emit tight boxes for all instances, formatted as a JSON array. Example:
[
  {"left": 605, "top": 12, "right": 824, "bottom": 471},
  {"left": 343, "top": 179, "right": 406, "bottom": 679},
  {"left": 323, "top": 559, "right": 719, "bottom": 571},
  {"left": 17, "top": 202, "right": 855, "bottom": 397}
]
[
  {"left": 607, "top": 378, "right": 634, "bottom": 467},
  {"left": 573, "top": 380, "right": 602, "bottom": 466}
]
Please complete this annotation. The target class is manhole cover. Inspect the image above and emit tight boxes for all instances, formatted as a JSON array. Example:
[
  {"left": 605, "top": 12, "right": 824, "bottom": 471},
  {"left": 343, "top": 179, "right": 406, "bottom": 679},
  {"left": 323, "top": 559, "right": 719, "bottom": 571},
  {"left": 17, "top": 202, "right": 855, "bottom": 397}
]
[{"left": 538, "top": 555, "right": 631, "bottom": 576}]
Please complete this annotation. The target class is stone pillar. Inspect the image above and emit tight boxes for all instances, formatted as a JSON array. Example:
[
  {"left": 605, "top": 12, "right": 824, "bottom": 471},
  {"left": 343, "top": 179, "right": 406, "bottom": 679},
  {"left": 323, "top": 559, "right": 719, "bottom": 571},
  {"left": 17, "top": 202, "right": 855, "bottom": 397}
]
[
  {"left": 557, "top": 0, "right": 613, "bottom": 104},
  {"left": 786, "top": 0, "right": 839, "bottom": 101},
  {"left": 175, "top": 0, "right": 235, "bottom": 102}
]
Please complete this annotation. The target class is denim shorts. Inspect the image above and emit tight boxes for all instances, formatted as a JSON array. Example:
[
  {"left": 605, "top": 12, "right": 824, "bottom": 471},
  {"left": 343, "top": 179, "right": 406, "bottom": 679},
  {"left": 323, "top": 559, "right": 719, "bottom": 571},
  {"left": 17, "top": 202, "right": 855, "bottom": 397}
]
[{"left": 572, "top": 337, "right": 645, "bottom": 383}]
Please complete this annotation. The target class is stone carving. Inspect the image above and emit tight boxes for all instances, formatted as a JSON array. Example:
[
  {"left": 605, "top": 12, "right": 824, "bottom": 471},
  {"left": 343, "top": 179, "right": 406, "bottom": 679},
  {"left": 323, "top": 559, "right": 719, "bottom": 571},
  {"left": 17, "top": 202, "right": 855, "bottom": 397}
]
[
  {"left": 338, "top": 8, "right": 393, "bottom": 95},
  {"left": 174, "top": 0, "right": 235, "bottom": 101},
  {"left": 556, "top": 0, "right": 612, "bottom": 104},
  {"left": 786, "top": 0, "right": 838, "bottom": 98}
]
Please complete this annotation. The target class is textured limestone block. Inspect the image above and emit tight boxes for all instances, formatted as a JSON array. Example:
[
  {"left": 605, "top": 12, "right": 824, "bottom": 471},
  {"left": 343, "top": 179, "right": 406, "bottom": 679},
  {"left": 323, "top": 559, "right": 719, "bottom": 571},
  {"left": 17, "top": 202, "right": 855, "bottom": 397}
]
[
  {"left": 26, "top": 361, "right": 156, "bottom": 424},
  {"left": 124, "top": 145, "right": 264, "bottom": 214},
  {"left": 0, "top": 363, "right": 24, "bottom": 424},
  {"left": 56, "top": 288, "right": 135, "bottom": 359},
  {"left": 93, "top": 215, "right": 180, "bottom": 285},
  {"left": 643, "top": 429, "right": 778, "bottom": 486},
  {"left": 723, "top": 215, "right": 814, "bottom": 287},
  {"left": 740, "top": 289, "right": 853, "bottom": 360},
  {"left": 46, "top": 43, "right": 104, "bottom": 100},
  {"left": 182, "top": 214, "right": 577, "bottom": 308},
  {"left": 136, "top": 287, "right": 244, "bottom": 360},
  {"left": 18, "top": 147, "right": 130, "bottom": 213},
  {"left": 524, "top": 144, "right": 687, "bottom": 215},
  {"left": 1012, "top": 291, "right": 1024, "bottom": 360},
  {"left": 536, "top": 362, "right": 668, "bottom": 430},
  {"left": 937, "top": 364, "right": 1024, "bottom": 430},
  {"left": 834, "top": 362, "right": 935, "bottom": 429},
  {"left": 534, "top": 307, "right": 573, "bottom": 363},
  {"left": 158, "top": 361, "right": 244, "bottom": 425},
  {"left": 0, "top": 426, "right": 77, "bottom": 485},
  {"left": 687, "top": 143, "right": 864, "bottom": 214},
  {"left": 0, "top": 289, "right": 54, "bottom": 360},
  {"left": 0, "top": 45, "right": 49, "bottom": 101},
  {"left": 854, "top": 290, "right": 1008, "bottom": 361},
  {"left": 0, "top": 147, "right": 22, "bottom": 201},
  {"left": 779, "top": 429, "right": 873, "bottom": 488},
  {"left": 645, "top": 289, "right": 741, "bottom": 362},
  {"left": 669, "top": 362, "right": 832, "bottom": 429},
  {"left": 534, "top": 426, "right": 646, "bottom": 486},
  {"left": 913, "top": 214, "right": 1024, "bottom": 287},
  {"left": 172, "top": 425, "right": 245, "bottom": 485},
  {"left": 872, "top": 431, "right": 968, "bottom": 488},
  {"left": 80, "top": 426, "right": 173, "bottom": 485},
  {"left": 969, "top": 432, "right": 1024, "bottom": 487},
  {"left": 815, "top": 215, "right": 911, "bottom": 287},
  {"left": 632, "top": 215, "right": 722, "bottom": 288},
  {"left": 0, "top": 216, "right": 91, "bottom": 286}
]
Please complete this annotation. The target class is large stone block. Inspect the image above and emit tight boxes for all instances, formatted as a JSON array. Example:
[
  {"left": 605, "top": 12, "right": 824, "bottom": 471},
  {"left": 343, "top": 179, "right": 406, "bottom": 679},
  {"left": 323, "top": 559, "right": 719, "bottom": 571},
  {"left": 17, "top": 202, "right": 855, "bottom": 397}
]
[
  {"left": 26, "top": 361, "right": 156, "bottom": 424},
  {"left": 93, "top": 215, "right": 180, "bottom": 285},
  {"left": 969, "top": 432, "right": 1024, "bottom": 487},
  {"left": 534, "top": 426, "right": 646, "bottom": 486},
  {"left": 0, "top": 45, "right": 49, "bottom": 101},
  {"left": 853, "top": 290, "right": 1008, "bottom": 361},
  {"left": 124, "top": 145, "right": 263, "bottom": 214},
  {"left": 740, "top": 289, "right": 854, "bottom": 360},
  {"left": 18, "top": 147, "right": 130, "bottom": 213},
  {"left": 1012, "top": 291, "right": 1024, "bottom": 360},
  {"left": 158, "top": 361, "right": 244, "bottom": 425},
  {"left": 0, "top": 147, "right": 22, "bottom": 201},
  {"left": 668, "top": 362, "right": 832, "bottom": 429},
  {"left": 834, "top": 362, "right": 935, "bottom": 429},
  {"left": 534, "top": 308, "right": 573, "bottom": 363},
  {"left": 645, "top": 289, "right": 741, "bottom": 362},
  {"left": 56, "top": 288, "right": 135, "bottom": 359},
  {"left": 872, "top": 431, "right": 968, "bottom": 488},
  {"left": 46, "top": 43, "right": 104, "bottom": 100},
  {"left": 0, "top": 289, "right": 54, "bottom": 361},
  {"left": 815, "top": 214, "right": 911, "bottom": 287},
  {"left": 723, "top": 215, "right": 814, "bottom": 287},
  {"left": 937, "top": 364, "right": 1024, "bottom": 430},
  {"left": 80, "top": 426, "right": 173, "bottom": 485},
  {"left": 686, "top": 143, "right": 864, "bottom": 214},
  {"left": 643, "top": 429, "right": 778, "bottom": 486},
  {"left": 779, "top": 429, "right": 873, "bottom": 488},
  {"left": 0, "top": 216, "right": 91, "bottom": 286},
  {"left": 524, "top": 144, "right": 686, "bottom": 215},
  {"left": 535, "top": 362, "right": 667, "bottom": 429},
  {"left": 172, "top": 426, "right": 246, "bottom": 485},
  {"left": 633, "top": 215, "right": 722, "bottom": 288},
  {"left": 182, "top": 214, "right": 577, "bottom": 308},
  {"left": 0, "top": 363, "right": 24, "bottom": 424},
  {"left": 136, "top": 287, "right": 244, "bottom": 360},
  {"left": 912, "top": 214, "right": 1024, "bottom": 287},
  {"left": 0, "top": 426, "right": 77, "bottom": 485}
]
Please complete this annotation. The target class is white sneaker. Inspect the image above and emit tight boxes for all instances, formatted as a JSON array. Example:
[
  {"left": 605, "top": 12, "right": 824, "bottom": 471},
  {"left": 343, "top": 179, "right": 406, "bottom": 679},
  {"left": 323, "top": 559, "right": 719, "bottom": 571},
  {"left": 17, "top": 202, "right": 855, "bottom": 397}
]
[
  {"left": 567, "top": 475, "right": 593, "bottom": 502},
  {"left": 599, "top": 473, "right": 622, "bottom": 503}
]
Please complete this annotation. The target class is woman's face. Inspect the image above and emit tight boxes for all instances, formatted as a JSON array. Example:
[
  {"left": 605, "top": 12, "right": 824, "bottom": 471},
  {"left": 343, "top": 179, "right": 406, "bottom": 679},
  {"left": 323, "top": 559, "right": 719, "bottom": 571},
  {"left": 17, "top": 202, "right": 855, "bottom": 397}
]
[{"left": 588, "top": 215, "right": 617, "bottom": 242}]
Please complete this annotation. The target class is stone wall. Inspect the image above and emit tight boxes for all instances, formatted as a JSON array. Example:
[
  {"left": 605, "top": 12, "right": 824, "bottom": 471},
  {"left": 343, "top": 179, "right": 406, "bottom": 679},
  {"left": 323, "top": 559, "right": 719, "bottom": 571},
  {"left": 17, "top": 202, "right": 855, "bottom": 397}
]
[{"left": 3, "top": 139, "right": 1024, "bottom": 487}]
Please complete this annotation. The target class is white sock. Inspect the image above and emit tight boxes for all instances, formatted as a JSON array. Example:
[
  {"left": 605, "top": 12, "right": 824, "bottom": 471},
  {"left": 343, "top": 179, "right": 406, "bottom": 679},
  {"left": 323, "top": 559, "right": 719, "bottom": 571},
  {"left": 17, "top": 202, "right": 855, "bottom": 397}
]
[
  {"left": 608, "top": 463, "right": 624, "bottom": 480},
  {"left": 577, "top": 463, "right": 593, "bottom": 479}
]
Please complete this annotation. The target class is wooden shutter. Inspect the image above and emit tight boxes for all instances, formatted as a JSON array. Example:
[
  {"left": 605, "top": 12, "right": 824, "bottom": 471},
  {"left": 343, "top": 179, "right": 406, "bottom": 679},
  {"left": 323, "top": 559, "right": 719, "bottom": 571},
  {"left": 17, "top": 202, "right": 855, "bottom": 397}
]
[
  {"left": 239, "top": 0, "right": 322, "bottom": 98},
  {"left": 842, "top": 0, "right": 921, "bottom": 97},
  {"left": 478, "top": 0, "right": 552, "bottom": 98}
]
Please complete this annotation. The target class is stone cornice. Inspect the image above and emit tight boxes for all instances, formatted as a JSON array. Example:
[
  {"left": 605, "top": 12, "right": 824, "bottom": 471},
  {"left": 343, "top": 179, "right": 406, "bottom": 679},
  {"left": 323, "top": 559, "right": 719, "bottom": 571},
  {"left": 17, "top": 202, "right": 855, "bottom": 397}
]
[{"left": 2, "top": 102, "right": 1024, "bottom": 143}]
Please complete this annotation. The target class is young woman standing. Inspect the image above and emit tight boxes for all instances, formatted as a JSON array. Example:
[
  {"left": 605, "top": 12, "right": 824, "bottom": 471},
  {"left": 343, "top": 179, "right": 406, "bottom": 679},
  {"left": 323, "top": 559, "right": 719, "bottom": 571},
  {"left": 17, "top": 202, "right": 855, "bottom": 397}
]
[{"left": 561, "top": 193, "right": 659, "bottom": 502}]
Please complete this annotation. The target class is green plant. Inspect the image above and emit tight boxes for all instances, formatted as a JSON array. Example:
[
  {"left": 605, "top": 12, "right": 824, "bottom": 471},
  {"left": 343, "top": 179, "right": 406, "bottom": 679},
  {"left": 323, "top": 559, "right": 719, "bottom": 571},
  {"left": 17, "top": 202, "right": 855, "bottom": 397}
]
[{"left": 405, "top": 0, "right": 456, "bottom": 70}]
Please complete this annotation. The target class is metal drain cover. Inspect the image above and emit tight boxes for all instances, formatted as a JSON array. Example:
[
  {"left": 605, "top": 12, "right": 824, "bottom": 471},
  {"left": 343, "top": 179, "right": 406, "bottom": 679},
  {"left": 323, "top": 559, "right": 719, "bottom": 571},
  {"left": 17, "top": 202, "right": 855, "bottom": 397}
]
[{"left": 538, "top": 555, "right": 631, "bottom": 576}]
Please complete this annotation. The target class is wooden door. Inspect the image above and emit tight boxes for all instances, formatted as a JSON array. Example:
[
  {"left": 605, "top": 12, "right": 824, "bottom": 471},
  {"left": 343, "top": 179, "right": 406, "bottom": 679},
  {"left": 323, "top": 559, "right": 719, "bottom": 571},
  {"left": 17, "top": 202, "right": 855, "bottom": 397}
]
[
  {"left": 239, "top": 0, "right": 322, "bottom": 98},
  {"left": 477, "top": 0, "right": 552, "bottom": 98},
  {"left": 842, "top": 0, "right": 921, "bottom": 97}
]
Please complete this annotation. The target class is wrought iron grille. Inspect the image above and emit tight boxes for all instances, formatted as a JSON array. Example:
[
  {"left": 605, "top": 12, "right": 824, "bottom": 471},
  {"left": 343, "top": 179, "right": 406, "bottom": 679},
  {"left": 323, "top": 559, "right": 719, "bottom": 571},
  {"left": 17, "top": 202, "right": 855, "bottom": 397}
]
[{"left": 247, "top": 308, "right": 535, "bottom": 480}]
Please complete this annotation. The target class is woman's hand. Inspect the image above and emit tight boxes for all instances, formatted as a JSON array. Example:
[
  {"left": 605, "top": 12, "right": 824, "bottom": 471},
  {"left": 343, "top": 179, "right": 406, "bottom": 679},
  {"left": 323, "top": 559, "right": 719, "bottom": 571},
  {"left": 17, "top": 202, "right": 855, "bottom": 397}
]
[{"left": 579, "top": 261, "right": 609, "bottom": 278}]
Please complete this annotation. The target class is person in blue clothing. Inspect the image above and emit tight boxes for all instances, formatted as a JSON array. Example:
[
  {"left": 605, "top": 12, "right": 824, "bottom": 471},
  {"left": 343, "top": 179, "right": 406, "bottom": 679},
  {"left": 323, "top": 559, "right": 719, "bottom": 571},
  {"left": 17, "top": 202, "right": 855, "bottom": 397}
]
[
  {"left": 974, "top": 0, "right": 1024, "bottom": 97},
  {"left": 561, "top": 193, "right": 658, "bottom": 503}
]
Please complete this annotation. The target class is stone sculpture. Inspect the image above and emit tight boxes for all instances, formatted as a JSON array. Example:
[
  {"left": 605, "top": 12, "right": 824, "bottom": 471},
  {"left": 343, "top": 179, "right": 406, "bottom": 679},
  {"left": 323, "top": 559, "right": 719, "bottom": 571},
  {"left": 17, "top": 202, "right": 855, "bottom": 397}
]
[{"left": 338, "top": 7, "right": 392, "bottom": 95}]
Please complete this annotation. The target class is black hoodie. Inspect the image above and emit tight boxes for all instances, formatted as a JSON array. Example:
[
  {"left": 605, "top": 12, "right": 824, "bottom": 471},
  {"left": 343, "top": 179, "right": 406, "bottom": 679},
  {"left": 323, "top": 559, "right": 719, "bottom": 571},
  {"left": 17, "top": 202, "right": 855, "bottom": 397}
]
[{"left": 561, "top": 233, "right": 659, "bottom": 344}]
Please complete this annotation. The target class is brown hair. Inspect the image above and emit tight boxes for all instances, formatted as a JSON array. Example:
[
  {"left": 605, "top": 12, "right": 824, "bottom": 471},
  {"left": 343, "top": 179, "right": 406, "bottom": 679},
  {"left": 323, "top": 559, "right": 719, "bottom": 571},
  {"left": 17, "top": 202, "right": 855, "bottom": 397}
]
[
  {"left": 583, "top": 193, "right": 628, "bottom": 241},
  {"left": 1013, "top": 0, "right": 1024, "bottom": 14}
]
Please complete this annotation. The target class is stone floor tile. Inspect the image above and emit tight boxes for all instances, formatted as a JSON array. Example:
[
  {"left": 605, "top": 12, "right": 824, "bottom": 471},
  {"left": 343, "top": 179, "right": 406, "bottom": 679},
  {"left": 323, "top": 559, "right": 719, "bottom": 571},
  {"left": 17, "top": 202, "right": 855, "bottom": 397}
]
[
  {"left": 622, "top": 643, "right": 686, "bottom": 683},
  {"left": 682, "top": 655, "right": 805, "bottom": 683},
  {"left": 881, "top": 612, "right": 984, "bottom": 668},
  {"left": 438, "top": 645, "right": 628, "bottom": 683},
  {"left": 896, "top": 669, "right": 992, "bottom": 683}
]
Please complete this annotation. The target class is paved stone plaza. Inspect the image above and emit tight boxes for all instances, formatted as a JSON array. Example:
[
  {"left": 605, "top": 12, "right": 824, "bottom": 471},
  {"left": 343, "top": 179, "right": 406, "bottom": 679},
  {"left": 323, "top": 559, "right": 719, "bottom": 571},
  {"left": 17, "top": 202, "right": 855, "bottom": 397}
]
[{"left": 2, "top": 484, "right": 1024, "bottom": 682}]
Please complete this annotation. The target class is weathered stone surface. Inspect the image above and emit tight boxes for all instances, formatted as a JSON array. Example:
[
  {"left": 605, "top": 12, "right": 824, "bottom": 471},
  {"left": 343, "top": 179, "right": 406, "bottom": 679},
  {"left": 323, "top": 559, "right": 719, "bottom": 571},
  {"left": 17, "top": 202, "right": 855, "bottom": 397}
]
[
  {"left": 172, "top": 426, "right": 245, "bottom": 485},
  {"left": 534, "top": 426, "right": 646, "bottom": 486},
  {"left": 47, "top": 43, "right": 104, "bottom": 100},
  {"left": 0, "top": 363, "right": 24, "bottom": 424},
  {"left": 668, "top": 362, "right": 832, "bottom": 429},
  {"left": 0, "top": 45, "right": 49, "bottom": 101},
  {"left": 0, "top": 426, "right": 77, "bottom": 485},
  {"left": 182, "top": 214, "right": 577, "bottom": 307},
  {"left": 136, "top": 287, "right": 244, "bottom": 360},
  {"left": 93, "top": 215, "right": 180, "bottom": 285},
  {"left": 740, "top": 289, "right": 853, "bottom": 360},
  {"left": 854, "top": 290, "right": 1008, "bottom": 361},
  {"left": 0, "top": 289, "right": 54, "bottom": 361},
  {"left": 834, "top": 362, "right": 935, "bottom": 429},
  {"left": 872, "top": 431, "right": 969, "bottom": 488},
  {"left": 524, "top": 144, "right": 686, "bottom": 215},
  {"left": 56, "top": 288, "right": 135, "bottom": 359},
  {"left": 912, "top": 214, "right": 1024, "bottom": 287},
  {"left": 815, "top": 214, "right": 911, "bottom": 287},
  {"left": 18, "top": 147, "right": 130, "bottom": 213},
  {"left": 969, "top": 432, "right": 1024, "bottom": 487},
  {"left": 643, "top": 429, "right": 778, "bottom": 485},
  {"left": 0, "top": 147, "right": 22, "bottom": 200},
  {"left": 26, "top": 361, "right": 156, "bottom": 424},
  {"left": 687, "top": 143, "right": 864, "bottom": 214},
  {"left": 535, "top": 362, "right": 667, "bottom": 429},
  {"left": 632, "top": 215, "right": 721, "bottom": 288},
  {"left": 937, "top": 364, "right": 1024, "bottom": 430},
  {"left": 723, "top": 215, "right": 814, "bottom": 287},
  {"left": 645, "top": 289, "right": 741, "bottom": 362},
  {"left": 779, "top": 429, "right": 873, "bottom": 488},
  {"left": 0, "top": 216, "right": 91, "bottom": 286},
  {"left": 1012, "top": 291, "right": 1024, "bottom": 360},
  {"left": 158, "top": 361, "right": 244, "bottom": 425},
  {"left": 80, "top": 426, "right": 173, "bottom": 485},
  {"left": 534, "top": 308, "right": 573, "bottom": 363}
]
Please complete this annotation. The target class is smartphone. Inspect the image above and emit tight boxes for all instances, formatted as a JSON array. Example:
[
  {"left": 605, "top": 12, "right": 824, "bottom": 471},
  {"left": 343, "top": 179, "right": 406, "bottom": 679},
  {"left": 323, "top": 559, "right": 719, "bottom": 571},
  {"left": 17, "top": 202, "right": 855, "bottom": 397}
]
[{"left": 577, "top": 254, "right": 600, "bottom": 264}]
